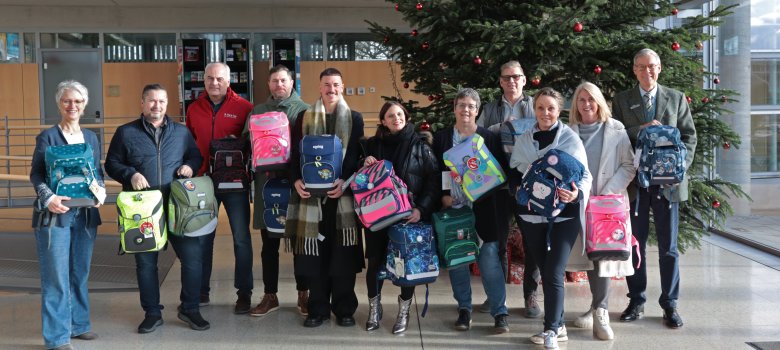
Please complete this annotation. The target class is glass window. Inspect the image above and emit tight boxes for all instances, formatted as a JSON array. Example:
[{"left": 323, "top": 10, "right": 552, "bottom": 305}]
[
  {"left": 40, "top": 33, "right": 99, "bottom": 49},
  {"left": 752, "top": 58, "right": 780, "bottom": 105},
  {"left": 751, "top": 0, "right": 780, "bottom": 51},
  {"left": 326, "top": 33, "right": 388, "bottom": 61},
  {"left": 104, "top": 33, "right": 176, "bottom": 62},
  {"left": 751, "top": 113, "right": 780, "bottom": 173},
  {"left": 253, "top": 33, "right": 323, "bottom": 61},
  {"left": 24, "top": 33, "right": 35, "bottom": 63},
  {"left": 0, "top": 33, "right": 21, "bottom": 63}
]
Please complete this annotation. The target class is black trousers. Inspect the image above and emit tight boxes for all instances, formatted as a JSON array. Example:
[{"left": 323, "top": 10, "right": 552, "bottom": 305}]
[{"left": 260, "top": 229, "right": 307, "bottom": 294}]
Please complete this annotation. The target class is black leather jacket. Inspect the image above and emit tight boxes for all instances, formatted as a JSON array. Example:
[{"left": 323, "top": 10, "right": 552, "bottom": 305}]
[{"left": 364, "top": 127, "right": 440, "bottom": 221}]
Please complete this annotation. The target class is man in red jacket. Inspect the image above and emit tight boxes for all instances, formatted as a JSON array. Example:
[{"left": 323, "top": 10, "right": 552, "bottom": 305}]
[{"left": 186, "top": 62, "right": 255, "bottom": 314}]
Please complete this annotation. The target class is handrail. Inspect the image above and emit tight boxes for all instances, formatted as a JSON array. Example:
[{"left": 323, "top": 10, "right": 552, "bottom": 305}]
[{"left": 0, "top": 174, "right": 122, "bottom": 187}]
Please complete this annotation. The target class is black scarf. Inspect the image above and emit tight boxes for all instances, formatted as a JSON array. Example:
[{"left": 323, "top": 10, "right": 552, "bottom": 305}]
[{"left": 380, "top": 123, "right": 416, "bottom": 176}]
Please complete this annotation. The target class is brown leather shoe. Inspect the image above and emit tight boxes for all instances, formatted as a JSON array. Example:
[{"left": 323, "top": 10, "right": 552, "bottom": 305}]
[
  {"left": 297, "top": 290, "right": 309, "bottom": 316},
  {"left": 249, "top": 294, "right": 279, "bottom": 317}
]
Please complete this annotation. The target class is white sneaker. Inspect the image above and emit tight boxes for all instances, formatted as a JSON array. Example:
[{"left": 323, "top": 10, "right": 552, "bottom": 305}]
[
  {"left": 530, "top": 325, "right": 568, "bottom": 345},
  {"left": 593, "top": 307, "right": 615, "bottom": 340},
  {"left": 543, "top": 330, "right": 559, "bottom": 349},
  {"left": 573, "top": 309, "right": 593, "bottom": 328}
]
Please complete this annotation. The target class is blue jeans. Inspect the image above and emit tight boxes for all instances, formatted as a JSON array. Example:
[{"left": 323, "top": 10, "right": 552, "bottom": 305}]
[
  {"left": 627, "top": 186, "right": 680, "bottom": 309},
  {"left": 200, "top": 191, "right": 253, "bottom": 296},
  {"left": 34, "top": 209, "right": 96, "bottom": 349},
  {"left": 136, "top": 234, "right": 203, "bottom": 314},
  {"left": 448, "top": 241, "right": 508, "bottom": 317}
]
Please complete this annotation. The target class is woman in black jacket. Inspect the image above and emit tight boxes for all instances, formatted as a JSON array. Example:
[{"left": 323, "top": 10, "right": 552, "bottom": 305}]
[{"left": 362, "top": 101, "right": 439, "bottom": 334}]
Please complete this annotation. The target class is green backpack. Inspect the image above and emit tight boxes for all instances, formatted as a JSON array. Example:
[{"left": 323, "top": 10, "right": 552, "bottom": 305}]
[
  {"left": 117, "top": 190, "right": 167, "bottom": 253},
  {"left": 168, "top": 176, "right": 218, "bottom": 237},
  {"left": 432, "top": 206, "right": 479, "bottom": 268}
]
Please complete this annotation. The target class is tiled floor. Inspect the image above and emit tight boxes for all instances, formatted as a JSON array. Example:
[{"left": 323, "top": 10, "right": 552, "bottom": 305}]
[{"left": 1, "top": 231, "right": 779, "bottom": 350}]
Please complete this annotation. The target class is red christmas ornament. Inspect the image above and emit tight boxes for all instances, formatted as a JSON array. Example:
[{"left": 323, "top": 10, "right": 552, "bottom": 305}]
[
  {"left": 671, "top": 42, "right": 681, "bottom": 51},
  {"left": 712, "top": 200, "right": 721, "bottom": 209},
  {"left": 403, "top": 82, "right": 409, "bottom": 89},
  {"left": 531, "top": 77, "right": 541, "bottom": 86},
  {"left": 702, "top": 97, "right": 710, "bottom": 103},
  {"left": 473, "top": 56, "right": 482, "bottom": 65},
  {"left": 416, "top": 2, "right": 423, "bottom": 10},
  {"left": 383, "top": 36, "right": 389, "bottom": 44},
  {"left": 723, "top": 142, "right": 731, "bottom": 150},
  {"left": 573, "top": 22, "right": 583, "bottom": 33},
  {"left": 411, "top": 29, "right": 418, "bottom": 37},
  {"left": 441, "top": 78, "right": 449, "bottom": 84},
  {"left": 671, "top": 8, "right": 679, "bottom": 15},
  {"left": 594, "top": 65, "right": 602, "bottom": 75},
  {"left": 686, "top": 96, "right": 692, "bottom": 104},
  {"left": 421, "top": 41, "right": 430, "bottom": 50},
  {"left": 713, "top": 77, "right": 720, "bottom": 84},
  {"left": 420, "top": 121, "right": 431, "bottom": 131},
  {"left": 394, "top": 3, "right": 399, "bottom": 11},
  {"left": 428, "top": 95, "right": 435, "bottom": 101}
]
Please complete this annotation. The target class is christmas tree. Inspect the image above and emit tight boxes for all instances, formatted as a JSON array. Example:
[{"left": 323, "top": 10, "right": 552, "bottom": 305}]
[{"left": 368, "top": 0, "right": 747, "bottom": 252}]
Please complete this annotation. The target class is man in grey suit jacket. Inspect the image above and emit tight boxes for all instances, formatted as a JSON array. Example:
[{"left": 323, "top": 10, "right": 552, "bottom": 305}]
[{"left": 612, "top": 48, "right": 697, "bottom": 330}]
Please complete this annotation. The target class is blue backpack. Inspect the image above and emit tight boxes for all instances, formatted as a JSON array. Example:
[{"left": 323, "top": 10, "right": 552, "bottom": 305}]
[
  {"left": 516, "top": 149, "right": 585, "bottom": 218},
  {"left": 635, "top": 125, "right": 687, "bottom": 188},
  {"left": 262, "top": 177, "right": 291, "bottom": 237},
  {"left": 45, "top": 143, "right": 99, "bottom": 207},
  {"left": 384, "top": 222, "right": 439, "bottom": 287},
  {"left": 300, "top": 134, "right": 343, "bottom": 196}
]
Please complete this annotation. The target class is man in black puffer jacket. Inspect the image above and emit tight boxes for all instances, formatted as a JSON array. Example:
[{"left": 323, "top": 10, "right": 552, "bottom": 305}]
[{"left": 105, "top": 83, "right": 205, "bottom": 334}]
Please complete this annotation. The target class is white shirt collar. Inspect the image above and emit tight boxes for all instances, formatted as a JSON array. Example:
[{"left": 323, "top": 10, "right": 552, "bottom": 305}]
[{"left": 639, "top": 85, "right": 658, "bottom": 99}]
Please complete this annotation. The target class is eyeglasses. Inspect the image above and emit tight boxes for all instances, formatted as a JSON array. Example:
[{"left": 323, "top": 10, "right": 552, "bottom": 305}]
[
  {"left": 634, "top": 64, "right": 660, "bottom": 71},
  {"left": 456, "top": 103, "right": 478, "bottom": 111},
  {"left": 500, "top": 74, "right": 525, "bottom": 82},
  {"left": 60, "top": 99, "right": 85, "bottom": 105}
]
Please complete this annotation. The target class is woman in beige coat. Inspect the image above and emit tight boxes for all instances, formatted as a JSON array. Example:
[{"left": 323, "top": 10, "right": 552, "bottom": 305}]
[{"left": 566, "top": 82, "right": 636, "bottom": 340}]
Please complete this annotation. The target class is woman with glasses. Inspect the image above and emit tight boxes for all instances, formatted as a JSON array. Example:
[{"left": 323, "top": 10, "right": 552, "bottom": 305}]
[
  {"left": 432, "top": 88, "right": 511, "bottom": 334},
  {"left": 30, "top": 80, "right": 105, "bottom": 350}
]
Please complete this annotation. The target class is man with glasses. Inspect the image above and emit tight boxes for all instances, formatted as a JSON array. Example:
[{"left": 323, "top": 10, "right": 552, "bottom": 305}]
[
  {"left": 612, "top": 48, "right": 697, "bottom": 329},
  {"left": 476, "top": 60, "right": 542, "bottom": 319},
  {"left": 186, "top": 62, "right": 255, "bottom": 314}
]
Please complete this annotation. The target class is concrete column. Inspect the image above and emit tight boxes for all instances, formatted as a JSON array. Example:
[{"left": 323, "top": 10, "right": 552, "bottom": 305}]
[{"left": 717, "top": 0, "right": 751, "bottom": 215}]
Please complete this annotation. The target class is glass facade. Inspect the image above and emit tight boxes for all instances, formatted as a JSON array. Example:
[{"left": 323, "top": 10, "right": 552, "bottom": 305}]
[
  {"left": 104, "top": 33, "right": 177, "bottom": 62},
  {"left": 40, "top": 33, "right": 99, "bottom": 49},
  {"left": 326, "top": 33, "right": 387, "bottom": 61},
  {"left": 0, "top": 33, "right": 21, "bottom": 63},
  {"left": 253, "top": 33, "right": 323, "bottom": 61},
  {"left": 751, "top": 0, "right": 780, "bottom": 175}
]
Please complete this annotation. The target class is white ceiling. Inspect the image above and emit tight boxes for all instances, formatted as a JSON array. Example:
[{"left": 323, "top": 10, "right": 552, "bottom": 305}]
[{"left": 0, "top": 0, "right": 390, "bottom": 7}]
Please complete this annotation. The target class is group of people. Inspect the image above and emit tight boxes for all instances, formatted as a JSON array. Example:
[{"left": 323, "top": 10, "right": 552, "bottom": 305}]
[{"left": 30, "top": 47, "right": 696, "bottom": 350}]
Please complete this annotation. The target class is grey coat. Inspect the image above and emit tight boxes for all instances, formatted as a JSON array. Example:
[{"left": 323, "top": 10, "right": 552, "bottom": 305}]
[
  {"left": 612, "top": 84, "right": 697, "bottom": 202},
  {"left": 477, "top": 95, "right": 534, "bottom": 132}
]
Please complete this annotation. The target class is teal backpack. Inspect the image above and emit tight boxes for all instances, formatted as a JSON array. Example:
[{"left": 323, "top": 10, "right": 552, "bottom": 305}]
[
  {"left": 432, "top": 206, "right": 479, "bottom": 268},
  {"left": 168, "top": 176, "right": 218, "bottom": 237}
]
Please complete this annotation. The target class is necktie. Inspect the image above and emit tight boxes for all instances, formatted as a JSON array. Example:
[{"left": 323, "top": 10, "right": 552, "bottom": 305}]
[{"left": 643, "top": 93, "right": 654, "bottom": 121}]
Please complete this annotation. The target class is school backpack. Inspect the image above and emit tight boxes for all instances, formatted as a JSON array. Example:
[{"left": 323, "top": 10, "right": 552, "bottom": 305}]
[
  {"left": 586, "top": 194, "right": 634, "bottom": 261},
  {"left": 116, "top": 190, "right": 167, "bottom": 253},
  {"left": 635, "top": 125, "right": 687, "bottom": 188},
  {"left": 45, "top": 143, "right": 99, "bottom": 207},
  {"left": 499, "top": 118, "right": 536, "bottom": 156},
  {"left": 432, "top": 206, "right": 479, "bottom": 268},
  {"left": 262, "top": 177, "right": 291, "bottom": 237},
  {"left": 348, "top": 160, "right": 413, "bottom": 232},
  {"left": 516, "top": 148, "right": 585, "bottom": 218},
  {"left": 249, "top": 111, "right": 290, "bottom": 172},
  {"left": 209, "top": 137, "right": 250, "bottom": 193},
  {"left": 443, "top": 134, "right": 506, "bottom": 202},
  {"left": 300, "top": 134, "right": 343, "bottom": 196},
  {"left": 168, "top": 176, "right": 218, "bottom": 237},
  {"left": 385, "top": 222, "right": 439, "bottom": 287}
]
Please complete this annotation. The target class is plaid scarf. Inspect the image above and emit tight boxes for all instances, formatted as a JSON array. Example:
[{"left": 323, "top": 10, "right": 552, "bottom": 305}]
[{"left": 285, "top": 97, "right": 358, "bottom": 256}]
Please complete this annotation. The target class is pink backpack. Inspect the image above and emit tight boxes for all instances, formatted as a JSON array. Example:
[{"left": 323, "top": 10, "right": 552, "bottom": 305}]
[
  {"left": 348, "top": 160, "right": 413, "bottom": 232},
  {"left": 586, "top": 194, "right": 639, "bottom": 264},
  {"left": 249, "top": 112, "right": 290, "bottom": 172}
]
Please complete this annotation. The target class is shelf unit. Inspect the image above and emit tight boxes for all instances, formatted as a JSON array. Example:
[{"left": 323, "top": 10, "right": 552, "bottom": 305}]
[
  {"left": 272, "top": 38, "right": 300, "bottom": 94},
  {"left": 224, "top": 38, "right": 251, "bottom": 101},
  {"left": 180, "top": 38, "right": 207, "bottom": 116}
]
